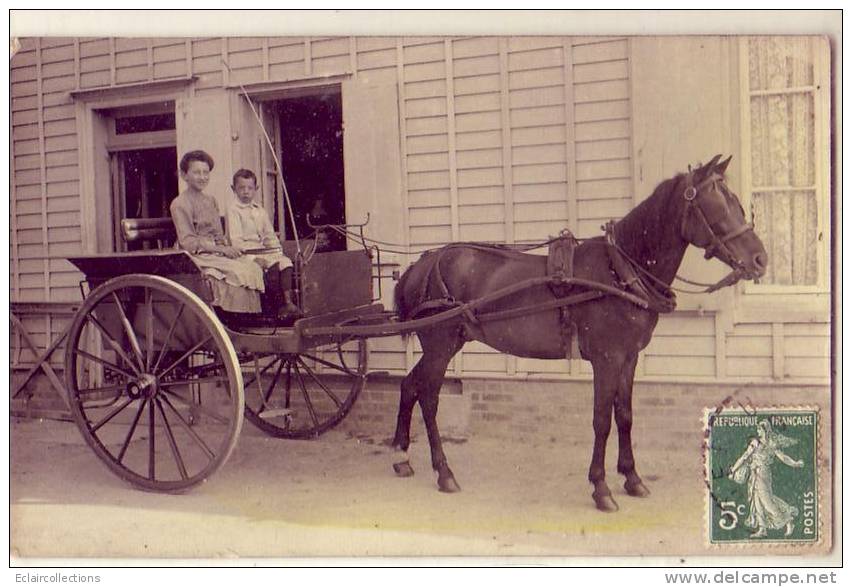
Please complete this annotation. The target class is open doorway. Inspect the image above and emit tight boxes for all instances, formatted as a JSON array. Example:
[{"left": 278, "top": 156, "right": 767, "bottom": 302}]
[{"left": 276, "top": 89, "right": 346, "bottom": 251}]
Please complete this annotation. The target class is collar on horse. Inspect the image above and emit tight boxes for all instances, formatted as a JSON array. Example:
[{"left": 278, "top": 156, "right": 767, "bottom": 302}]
[{"left": 604, "top": 222, "right": 678, "bottom": 314}]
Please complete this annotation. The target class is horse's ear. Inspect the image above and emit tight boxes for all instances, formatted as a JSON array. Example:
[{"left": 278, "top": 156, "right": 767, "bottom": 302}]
[
  {"left": 706, "top": 154, "right": 723, "bottom": 170},
  {"left": 715, "top": 155, "right": 733, "bottom": 176}
]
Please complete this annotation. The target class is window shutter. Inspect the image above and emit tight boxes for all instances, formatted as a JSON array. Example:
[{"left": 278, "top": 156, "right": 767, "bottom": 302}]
[{"left": 341, "top": 79, "right": 404, "bottom": 255}]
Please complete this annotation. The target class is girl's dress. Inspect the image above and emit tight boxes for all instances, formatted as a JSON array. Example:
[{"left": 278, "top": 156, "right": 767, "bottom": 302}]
[{"left": 170, "top": 191, "right": 264, "bottom": 313}]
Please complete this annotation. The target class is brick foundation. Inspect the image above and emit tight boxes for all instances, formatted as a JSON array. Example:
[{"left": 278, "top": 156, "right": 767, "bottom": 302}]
[
  {"left": 13, "top": 369, "right": 831, "bottom": 457},
  {"left": 339, "top": 376, "right": 832, "bottom": 453}
]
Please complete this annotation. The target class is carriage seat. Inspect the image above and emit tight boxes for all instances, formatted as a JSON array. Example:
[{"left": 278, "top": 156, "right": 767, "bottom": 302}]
[
  {"left": 120, "top": 217, "right": 178, "bottom": 248},
  {"left": 120, "top": 216, "right": 307, "bottom": 259}
]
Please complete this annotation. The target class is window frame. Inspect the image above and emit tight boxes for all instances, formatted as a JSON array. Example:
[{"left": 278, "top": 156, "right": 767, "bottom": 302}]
[{"left": 737, "top": 36, "right": 831, "bottom": 295}]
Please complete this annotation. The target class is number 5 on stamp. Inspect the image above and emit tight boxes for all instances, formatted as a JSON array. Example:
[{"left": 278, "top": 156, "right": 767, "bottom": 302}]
[{"left": 705, "top": 407, "right": 819, "bottom": 544}]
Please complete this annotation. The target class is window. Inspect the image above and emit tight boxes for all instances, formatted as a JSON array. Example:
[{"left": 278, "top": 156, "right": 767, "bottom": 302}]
[
  {"left": 739, "top": 37, "right": 830, "bottom": 292},
  {"left": 103, "top": 102, "right": 178, "bottom": 251}
]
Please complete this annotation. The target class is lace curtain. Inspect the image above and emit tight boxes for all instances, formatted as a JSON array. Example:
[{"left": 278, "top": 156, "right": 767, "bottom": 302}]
[{"left": 747, "top": 37, "right": 818, "bottom": 286}]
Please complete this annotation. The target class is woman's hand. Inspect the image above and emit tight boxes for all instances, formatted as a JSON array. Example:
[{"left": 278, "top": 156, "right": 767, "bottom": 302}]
[{"left": 216, "top": 245, "right": 242, "bottom": 259}]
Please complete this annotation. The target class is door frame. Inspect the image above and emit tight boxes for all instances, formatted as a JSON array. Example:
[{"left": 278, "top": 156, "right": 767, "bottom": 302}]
[{"left": 72, "top": 78, "right": 194, "bottom": 253}]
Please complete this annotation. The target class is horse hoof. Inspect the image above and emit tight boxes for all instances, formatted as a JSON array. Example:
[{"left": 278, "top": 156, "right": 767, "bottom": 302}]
[
  {"left": 593, "top": 493, "right": 619, "bottom": 512},
  {"left": 438, "top": 475, "right": 461, "bottom": 493},
  {"left": 393, "top": 461, "right": 415, "bottom": 477},
  {"left": 625, "top": 481, "right": 651, "bottom": 498}
]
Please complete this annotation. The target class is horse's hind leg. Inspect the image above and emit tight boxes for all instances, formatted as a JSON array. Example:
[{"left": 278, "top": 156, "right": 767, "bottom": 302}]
[
  {"left": 615, "top": 353, "right": 650, "bottom": 497},
  {"left": 391, "top": 363, "right": 421, "bottom": 477},
  {"left": 413, "top": 328, "right": 464, "bottom": 492},
  {"left": 391, "top": 328, "right": 464, "bottom": 492}
]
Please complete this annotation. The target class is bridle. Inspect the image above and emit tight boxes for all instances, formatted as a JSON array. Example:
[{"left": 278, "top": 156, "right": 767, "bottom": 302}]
[
  {"left": 678, "top": 170, "right": 758, "bottom": 290},
  {"left": 606, "top": 169, "right": 760, "bottom": 307}
]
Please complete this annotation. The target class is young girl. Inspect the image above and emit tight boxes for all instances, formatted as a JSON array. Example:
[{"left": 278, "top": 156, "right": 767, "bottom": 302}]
[{"left": 170, "top": 150, "right": 265, "bottom": 313}]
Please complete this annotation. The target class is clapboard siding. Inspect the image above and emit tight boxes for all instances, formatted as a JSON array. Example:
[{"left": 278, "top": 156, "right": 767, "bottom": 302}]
[
  {"left": 9, "top": 34, "right": 830, "bottom": 385},
  {"left": 570, "top": 38, "right": 633, "bottom": 239}
]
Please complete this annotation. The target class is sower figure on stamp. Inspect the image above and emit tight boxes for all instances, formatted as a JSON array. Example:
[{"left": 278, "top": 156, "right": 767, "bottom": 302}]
[
  {"left": 170, "top": 151, "right": 266, "bottom": 313},
  {"left": 226, "top": 168, "right": 300, "bottom": 320},
  {"left": 728, "top": 420, "right": 804, "bottom": 538}
]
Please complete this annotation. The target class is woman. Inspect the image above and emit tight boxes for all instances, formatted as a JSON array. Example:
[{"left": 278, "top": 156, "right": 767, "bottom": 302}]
[
  {"left": 728, "top": 419, "right": 804, "bottom": 537},
  {"left": 170, "top": 150, "right": 265, "bottom": 313}
]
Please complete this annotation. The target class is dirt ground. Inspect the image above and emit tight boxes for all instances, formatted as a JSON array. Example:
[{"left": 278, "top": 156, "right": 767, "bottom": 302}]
[{"left": 8, "top": 416, "right": 831, "bottom": 562}]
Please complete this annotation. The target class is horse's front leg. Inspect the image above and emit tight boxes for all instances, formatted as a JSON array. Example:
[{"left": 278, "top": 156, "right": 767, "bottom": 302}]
[
  {"left": 615, "top": 353, "right": 650, "bottom": 497},
  {"left": 589, "top": 356, "right": 620, "bottom": 512}
]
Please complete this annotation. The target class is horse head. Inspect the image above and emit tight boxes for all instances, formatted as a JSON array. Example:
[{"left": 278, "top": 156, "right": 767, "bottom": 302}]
[{"left": 678, "top": 155, "right": 768, "bottom": 287}]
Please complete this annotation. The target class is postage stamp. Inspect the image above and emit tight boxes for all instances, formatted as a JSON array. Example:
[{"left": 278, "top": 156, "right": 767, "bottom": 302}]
[{"left": 704, "top": 406, "right": 820, "bottom": 545}]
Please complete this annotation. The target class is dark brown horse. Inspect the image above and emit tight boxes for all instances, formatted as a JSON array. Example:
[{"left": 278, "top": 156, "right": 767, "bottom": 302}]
[{"left": 391, "top": 155, "right": 768, "bottom": 511}]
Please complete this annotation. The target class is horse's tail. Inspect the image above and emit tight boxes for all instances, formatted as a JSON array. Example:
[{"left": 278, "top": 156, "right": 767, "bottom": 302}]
[
  {"left": 393, "top": 248, "right": 445, "bottom": 324},
  {"left": 393, "top": 262, "right": 416, "bottom": 323}
]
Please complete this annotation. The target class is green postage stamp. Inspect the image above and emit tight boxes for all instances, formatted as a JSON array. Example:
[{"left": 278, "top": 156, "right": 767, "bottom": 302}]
[{"left": 704, "top": 407, "right": 820, "bottom": 545}]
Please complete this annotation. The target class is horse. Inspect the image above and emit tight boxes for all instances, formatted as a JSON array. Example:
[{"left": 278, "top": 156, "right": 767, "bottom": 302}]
[{"left": 390, "top": 155, "right": 768, "bottom": 512}]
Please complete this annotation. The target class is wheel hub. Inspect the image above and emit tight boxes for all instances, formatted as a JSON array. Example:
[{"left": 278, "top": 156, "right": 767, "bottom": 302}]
[{"left": 127, "top": 373, "right": 159, "bottom": 400}]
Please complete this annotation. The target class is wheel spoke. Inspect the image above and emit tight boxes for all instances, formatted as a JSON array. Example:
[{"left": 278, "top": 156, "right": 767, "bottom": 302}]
[
  {"left": 84, "top": 315, "right": 141, "bottom": 376},
  {"left": 111, "top": 291, "right": 146, "bottom": 371},
  {"left": 243, "top": 355, "right": 280, "bottom": 389},
  {"left": 145, "top": 398, "right": 155, "bottom": 480},
  {"left": 186, "top": 360, "right": 226, "bottom": 378},
  {"left": 73, "top": 349, "right": 136, "bottom": 380},
  {"left": 300, "top": 353, "right": 354, "bottom": 375},
  {"left": 117, "top": 398, "right": 148, "bottom": 464},
  {"left": 160, "top": 376, "right": 228, "bottom": 388},
  {"left": 159, "top": 395, "right": 215, "bottom": 459},
  {"left": 76, "top": 383, "right": 128, "bottom": 396},
  {"left": 152, "top": 302, "right": 186, "bottom": 373},
  {"left": 158, "top": 335, "right": 214, "bottom": 380},
  {"left": 161, "top": 388, "right": 228, "bottom": 425},
  {"left": 156, "top": 398, "right": 189, "bottom": 480},
  {"left": 262, "top": 357, "right": 287, "bottom": 408},
  {"left": 284, "top": 360, "right": 292, "bottom": 408},
  {"left": 292, "top": 362, "right": 320, "bottom": 429},
  {"left": 145, "top": 288, "right": 154, "bottom": 371},
  {"left": 89, "top": 397, "right": 134, "bottom": 433},
  {"left": 297, "top": 357, "right": 342, "bottom": 408}
]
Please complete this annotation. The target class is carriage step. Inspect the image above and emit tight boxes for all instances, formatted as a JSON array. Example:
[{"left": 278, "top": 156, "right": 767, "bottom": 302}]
[{"left": 259, "top": 408, "right": 294, "bottom": 420}]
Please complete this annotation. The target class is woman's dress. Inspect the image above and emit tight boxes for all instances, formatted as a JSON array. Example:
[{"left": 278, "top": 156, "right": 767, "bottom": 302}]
[{"left": 170, "top": 191, "right": 264, "bottom": 313}]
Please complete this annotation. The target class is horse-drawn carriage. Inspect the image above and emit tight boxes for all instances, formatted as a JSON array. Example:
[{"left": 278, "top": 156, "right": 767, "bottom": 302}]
[{"left": 63, "top": 155, "right": 767, "bottom": 511}]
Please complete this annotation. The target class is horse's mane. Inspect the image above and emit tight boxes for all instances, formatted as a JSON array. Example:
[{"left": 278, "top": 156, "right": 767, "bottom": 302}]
[{"left": 612, "top": 173, "right": 685, "bottom": 261}]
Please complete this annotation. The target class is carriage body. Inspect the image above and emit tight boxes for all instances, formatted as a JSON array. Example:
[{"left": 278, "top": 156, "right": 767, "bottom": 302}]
[{"left": 63, "top": 226, "right": 384, "bottom": 492}]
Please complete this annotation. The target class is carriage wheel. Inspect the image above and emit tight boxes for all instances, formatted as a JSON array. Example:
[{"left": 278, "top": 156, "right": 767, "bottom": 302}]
[
  {"left": 242, "top": 338, "right": 368, "bottom": 439},
  {"left": 64, "top": 274, "right": 244, "bottom": 492}
]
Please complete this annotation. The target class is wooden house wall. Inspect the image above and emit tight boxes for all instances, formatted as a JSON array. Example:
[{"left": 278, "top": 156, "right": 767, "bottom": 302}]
[{"left": 9, "top": 35, "right": 831, "bottom": 385}]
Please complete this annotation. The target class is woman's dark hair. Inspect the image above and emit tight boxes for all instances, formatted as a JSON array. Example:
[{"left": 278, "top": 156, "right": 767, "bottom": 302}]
[
  {"left": 232, "top": 168, "right": 257, "bottom": 186},
  {"left": 179, "top": 150, "right": 215, "bottom": 174}
]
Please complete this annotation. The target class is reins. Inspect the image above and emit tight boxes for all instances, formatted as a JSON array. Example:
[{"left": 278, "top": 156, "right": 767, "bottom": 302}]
[{"left": 606, "top": 168, "right": 756, "bottom": 299}]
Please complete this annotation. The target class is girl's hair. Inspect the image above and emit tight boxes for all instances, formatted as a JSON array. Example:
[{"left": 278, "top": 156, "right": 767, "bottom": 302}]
[
  {"left": 232, "top": 168, "right": 257, "bottom": 186},
  {"left": 180, "top": 150, "right": 215, "bottom": 173}
]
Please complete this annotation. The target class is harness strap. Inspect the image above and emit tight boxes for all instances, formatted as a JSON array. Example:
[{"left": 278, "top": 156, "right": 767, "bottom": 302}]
[{"left": 604, "top": 221, "right": 677, "bottom": 314}]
